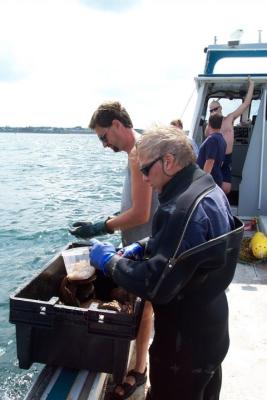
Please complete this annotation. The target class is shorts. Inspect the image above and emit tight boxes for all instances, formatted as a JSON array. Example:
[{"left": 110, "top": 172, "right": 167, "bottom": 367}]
[{"left": 222, "top": 153, "right": 232, "bottom": 183}]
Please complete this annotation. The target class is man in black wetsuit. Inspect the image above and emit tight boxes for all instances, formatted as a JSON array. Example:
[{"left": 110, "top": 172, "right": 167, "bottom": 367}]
[{"left": 89, "top": 125, "right": 244, "bottom": 400}]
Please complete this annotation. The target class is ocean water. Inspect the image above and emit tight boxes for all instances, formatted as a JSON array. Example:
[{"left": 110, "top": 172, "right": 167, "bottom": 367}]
[{"left": 0, "top": 133, "right": 126, "bottom": 399}]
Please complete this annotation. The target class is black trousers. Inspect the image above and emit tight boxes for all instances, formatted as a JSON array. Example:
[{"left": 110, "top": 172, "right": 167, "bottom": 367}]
[
  {"left": 146, "top": 364, "right": 222, "bottom": 400},
  {"left": 148, "top": 292, "right": 228, "bottom": 400}
]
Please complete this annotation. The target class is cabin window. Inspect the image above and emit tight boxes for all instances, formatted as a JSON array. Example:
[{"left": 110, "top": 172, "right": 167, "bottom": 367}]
[
  {"left": 250, "top": 99, "right": 260, "bottom": 121},
  {"left": 213, "top": 58, "right": 267, "bottom": 75}
]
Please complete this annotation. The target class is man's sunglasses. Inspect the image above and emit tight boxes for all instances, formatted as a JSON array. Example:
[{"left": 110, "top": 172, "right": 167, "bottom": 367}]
[
  {"left": 98, "top": 130, "right": 109, "bottom": 144},
  {"left": 140, "top": 156, "right": 162, "bottom": 176},
  {"left": 209, "top": 106, "right": 220, "bottom": 113}
]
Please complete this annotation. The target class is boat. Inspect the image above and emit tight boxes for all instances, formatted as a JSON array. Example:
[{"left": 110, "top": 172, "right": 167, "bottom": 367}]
[{"left": 12, "top": 37, "right": 267, "bottom": 400}]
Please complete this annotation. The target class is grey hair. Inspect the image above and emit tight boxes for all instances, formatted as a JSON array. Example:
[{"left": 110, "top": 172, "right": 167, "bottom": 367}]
[{"left": 136, "top": 124, "right": 195, "bottom": 168}]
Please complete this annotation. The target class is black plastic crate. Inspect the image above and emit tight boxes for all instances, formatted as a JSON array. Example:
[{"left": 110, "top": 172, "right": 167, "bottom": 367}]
[{"left": 9, "top": 243, "right": 143, "bottom": 383}]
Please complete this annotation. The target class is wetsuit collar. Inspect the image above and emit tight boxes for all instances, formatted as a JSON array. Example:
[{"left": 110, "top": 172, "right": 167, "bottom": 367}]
[{"left": 158, "top": 163, "right": 206, "bottom": 204}]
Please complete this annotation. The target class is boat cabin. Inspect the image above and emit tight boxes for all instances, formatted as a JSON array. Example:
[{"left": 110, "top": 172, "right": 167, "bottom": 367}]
[{"left": 190, "top": 42, "right": 267, "bottom": 217}]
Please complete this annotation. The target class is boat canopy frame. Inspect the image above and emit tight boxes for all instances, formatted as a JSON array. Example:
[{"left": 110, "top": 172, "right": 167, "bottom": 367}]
[{"left": 204, "top": 43, "right": 267, "bottom": 75}]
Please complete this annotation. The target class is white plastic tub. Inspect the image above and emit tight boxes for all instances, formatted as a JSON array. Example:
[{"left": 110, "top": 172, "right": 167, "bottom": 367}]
[{"left": 62, "top": 247, "right": 95, "bottom": 280}]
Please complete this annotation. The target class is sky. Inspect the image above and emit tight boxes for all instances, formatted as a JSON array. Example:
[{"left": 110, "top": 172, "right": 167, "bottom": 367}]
[{"left": 0, "top": 0, "right": 266, "bottom": 130}]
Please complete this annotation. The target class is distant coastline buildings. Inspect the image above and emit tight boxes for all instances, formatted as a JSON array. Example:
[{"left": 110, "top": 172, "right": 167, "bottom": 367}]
[{"left": 0, "top": 126, "right": 92, "bottom": 134}]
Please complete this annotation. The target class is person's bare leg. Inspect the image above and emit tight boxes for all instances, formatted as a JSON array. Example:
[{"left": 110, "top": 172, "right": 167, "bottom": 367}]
[
  {"left": 114, "top": 301, "right": 153, "bottom": 397},
  {"left": 222, "top": 181, "right": 231, "bottom": 195},
  {"left": 134, "top": 301, "right": 153, "bottom": 372}
]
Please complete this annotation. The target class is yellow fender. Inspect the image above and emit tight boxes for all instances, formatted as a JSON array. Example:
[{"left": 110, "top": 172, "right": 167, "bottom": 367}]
[{"left": 250, "top": 232, "right": 267, "bottom": 259}]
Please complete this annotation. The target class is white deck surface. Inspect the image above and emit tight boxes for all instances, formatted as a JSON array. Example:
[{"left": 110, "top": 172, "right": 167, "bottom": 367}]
[{"left": 220, "top": 262, "right": 267, "bottom": 400}]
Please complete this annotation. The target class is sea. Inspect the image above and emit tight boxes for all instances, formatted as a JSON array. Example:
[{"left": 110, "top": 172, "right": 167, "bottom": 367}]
[{"left": 0, "top": 133, "right": 127, "bottom": 399}]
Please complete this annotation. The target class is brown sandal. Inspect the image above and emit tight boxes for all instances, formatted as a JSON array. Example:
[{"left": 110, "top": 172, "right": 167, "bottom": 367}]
[{"left": 110, "top": 368, "right": 147, "bottom": 399}]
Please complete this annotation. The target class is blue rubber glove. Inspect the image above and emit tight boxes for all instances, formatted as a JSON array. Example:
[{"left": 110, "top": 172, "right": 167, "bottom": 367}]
[
  {"left": 120, "top": 242, "right": 143, "bottom": 260},
  {"left": 89, "top": 239, "right": 117, "bottom": 273}
]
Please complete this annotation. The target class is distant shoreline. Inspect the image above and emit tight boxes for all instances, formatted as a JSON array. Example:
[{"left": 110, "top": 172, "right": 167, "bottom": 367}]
[
  {"left": 0, "top": 127, "right": 92, "bottom": 134},
  {"left": 0, "top": 127, "right": 144, "bottom": 134},
  {"left": 0, "top": 131, "right": 92, "bottom": 134}
]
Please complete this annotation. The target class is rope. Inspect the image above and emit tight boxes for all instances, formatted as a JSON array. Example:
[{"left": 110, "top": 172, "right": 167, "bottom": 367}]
[{"left": 180, "top": 86, "right": 196, "bottom": 118}]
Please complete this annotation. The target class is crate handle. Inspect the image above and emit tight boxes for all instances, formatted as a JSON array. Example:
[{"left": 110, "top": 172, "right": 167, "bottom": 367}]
[
  {"left": 98, "top": 314, "right": 105, "bottom": 324},
  {"left": 40, "top": 306, "right": 47, "bottom": 315}
]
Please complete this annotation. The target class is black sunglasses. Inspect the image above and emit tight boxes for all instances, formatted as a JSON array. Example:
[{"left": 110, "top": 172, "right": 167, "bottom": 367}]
[
  {"left": 98, "top": 129, "right": 109, "bottom": 144},
  {"left": 140, "top": 156, "right": 162, "bottom": 176},
  {"left": 209, "top": 106, "right": 220, "bottom": 113}
]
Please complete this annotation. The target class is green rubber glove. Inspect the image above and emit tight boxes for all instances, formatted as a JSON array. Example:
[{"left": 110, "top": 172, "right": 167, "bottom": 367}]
[{"left": 69, "top": 219, "right": 113, "bottom": 239}]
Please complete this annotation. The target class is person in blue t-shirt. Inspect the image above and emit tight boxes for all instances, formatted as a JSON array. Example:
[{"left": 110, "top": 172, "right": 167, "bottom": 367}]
[{"left": 197, "top": 114, "right": 226, "bottom": 187}]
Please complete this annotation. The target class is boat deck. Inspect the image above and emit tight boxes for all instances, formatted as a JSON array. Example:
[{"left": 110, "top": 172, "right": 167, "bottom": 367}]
[{"left": 220, "top": 261, "right": 267, "bottom": 400}]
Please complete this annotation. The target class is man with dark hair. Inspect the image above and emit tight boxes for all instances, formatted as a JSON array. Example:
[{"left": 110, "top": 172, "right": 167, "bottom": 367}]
[
  {"left": 90, "top": 100, "right": 133, "bottom": 129},
  {"left": 197, "top": 113, "right": 226, "bottom": 187},
  {"left": 88, "top": 125, "right": 243, "bottom": 400},
  {"left": 70, "top": 101, "right": 158, "bottom": 399}
]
